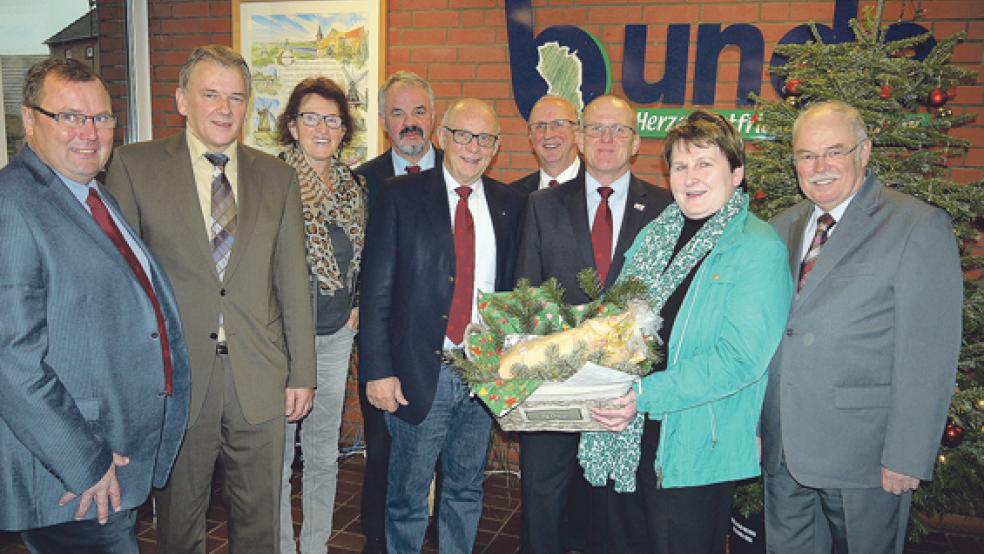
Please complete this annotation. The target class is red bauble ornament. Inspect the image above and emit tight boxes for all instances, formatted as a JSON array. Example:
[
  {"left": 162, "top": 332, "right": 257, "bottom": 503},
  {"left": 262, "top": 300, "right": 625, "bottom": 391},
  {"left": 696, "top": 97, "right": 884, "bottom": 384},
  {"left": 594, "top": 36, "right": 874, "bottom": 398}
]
[
  {"left": 942, "top": 420, "right": 965, "bottom": 448},
  {"left": 784, "top": 78, "right": 802, "bottom": 96},
  {"left": 928, "top": 88, "right": 948, "bottom": 107},
  {"left": 754, "top": 188, "right": 767, "bottom": 200},
  {"left": 880, "top": 85, "right": 892, "bottom": 99}
]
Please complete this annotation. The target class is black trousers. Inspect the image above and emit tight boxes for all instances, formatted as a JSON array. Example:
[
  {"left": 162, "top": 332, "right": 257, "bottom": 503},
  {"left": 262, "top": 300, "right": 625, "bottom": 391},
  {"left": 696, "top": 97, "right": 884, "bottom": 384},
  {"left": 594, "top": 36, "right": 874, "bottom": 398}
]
[
  {"left": 607, "top": 418, "right": 736, "bottom": 554},
  {"left": 520, "top": 431, "right": 608, "bottom": 553},
  {"left": 358, "top": 381, "right": 391, "bottom": 543}
]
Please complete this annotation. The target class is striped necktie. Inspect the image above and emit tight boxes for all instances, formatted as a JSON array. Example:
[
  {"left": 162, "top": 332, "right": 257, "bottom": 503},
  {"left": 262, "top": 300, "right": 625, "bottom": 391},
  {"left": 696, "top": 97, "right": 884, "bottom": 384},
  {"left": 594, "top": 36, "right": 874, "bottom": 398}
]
[
  {"left": 798, "top": 213, "right": 836, "bottom": 292},
  {"left": 205, "top": 152, "right": 237, "bottom": 279}
]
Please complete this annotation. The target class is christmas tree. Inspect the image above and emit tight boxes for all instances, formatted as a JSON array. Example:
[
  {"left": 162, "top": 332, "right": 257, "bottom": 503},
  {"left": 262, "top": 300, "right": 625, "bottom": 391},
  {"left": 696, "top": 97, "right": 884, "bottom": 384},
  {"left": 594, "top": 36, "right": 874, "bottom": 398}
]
[{"left": 735, "top": 5, "right": 984, "bottom": 538}]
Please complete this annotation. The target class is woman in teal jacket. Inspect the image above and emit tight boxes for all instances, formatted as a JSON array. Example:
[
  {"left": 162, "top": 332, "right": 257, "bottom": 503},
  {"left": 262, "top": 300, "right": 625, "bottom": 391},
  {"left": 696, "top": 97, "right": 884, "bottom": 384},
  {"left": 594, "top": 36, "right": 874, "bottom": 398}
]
[{"left": 582, "top": 110, "right": 793, "bottom": 553}]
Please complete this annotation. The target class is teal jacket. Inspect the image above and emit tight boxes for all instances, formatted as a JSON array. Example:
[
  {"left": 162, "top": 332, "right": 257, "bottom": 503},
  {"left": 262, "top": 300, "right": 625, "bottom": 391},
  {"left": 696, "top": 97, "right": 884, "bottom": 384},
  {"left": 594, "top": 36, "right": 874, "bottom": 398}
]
[{"left": 635, "top": 206, "right": 792, "bottom": 488}]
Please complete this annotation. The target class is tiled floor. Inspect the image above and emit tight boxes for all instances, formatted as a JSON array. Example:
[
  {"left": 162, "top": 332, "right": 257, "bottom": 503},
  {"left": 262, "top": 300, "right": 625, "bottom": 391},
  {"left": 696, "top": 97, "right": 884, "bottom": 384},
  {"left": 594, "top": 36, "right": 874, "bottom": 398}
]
[{"left": 2, "top": 454, "right": 982, "bottom": 553}]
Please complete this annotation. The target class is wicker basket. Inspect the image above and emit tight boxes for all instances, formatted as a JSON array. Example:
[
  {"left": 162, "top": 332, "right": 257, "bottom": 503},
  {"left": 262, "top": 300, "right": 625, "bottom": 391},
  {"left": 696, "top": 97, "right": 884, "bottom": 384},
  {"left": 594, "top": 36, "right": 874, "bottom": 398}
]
[{"left": 493, "top": 380, "right": 633, "bottom": 432}]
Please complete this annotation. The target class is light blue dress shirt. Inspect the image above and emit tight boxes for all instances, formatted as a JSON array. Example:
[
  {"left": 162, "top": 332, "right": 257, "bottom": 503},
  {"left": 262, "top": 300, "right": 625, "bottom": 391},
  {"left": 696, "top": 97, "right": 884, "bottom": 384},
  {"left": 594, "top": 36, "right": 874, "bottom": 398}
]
[{"left": 57, "top": 173, "right": 153, "bottom": 280}]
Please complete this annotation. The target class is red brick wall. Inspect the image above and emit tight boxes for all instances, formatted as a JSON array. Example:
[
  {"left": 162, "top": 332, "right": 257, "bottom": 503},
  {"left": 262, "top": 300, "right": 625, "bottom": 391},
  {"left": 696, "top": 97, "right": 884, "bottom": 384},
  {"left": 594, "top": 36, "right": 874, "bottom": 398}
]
[
  {"left": 99, "top": 0, "right": 984, "bottom": 441},
  {"left": 97, "top": 0, "right": 984, "bottom": 185}
]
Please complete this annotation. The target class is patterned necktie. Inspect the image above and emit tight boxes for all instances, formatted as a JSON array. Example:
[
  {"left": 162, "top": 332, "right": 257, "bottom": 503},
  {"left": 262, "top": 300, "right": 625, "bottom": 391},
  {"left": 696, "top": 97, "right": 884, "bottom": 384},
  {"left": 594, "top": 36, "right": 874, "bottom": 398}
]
[
  {"left": 205, "top": 152, "right": 237, "bottom": 279},
  {"left": 406, "top": 165, "right": 421, "bottom": 174},
  {"left": 86, "top": 188, "right": 174, "bottom": 395},
  {"left": 798, "top": 213, "right": 836, "bottom": 292},
  {"left": 548, "top": 179, "right": 559, "bottom": 188},
  {"left": 591, "top": 186, "right": 614, "bottom": 285},
  {"left": 446, "top": 186, "right": 475, "bottom": 344}
]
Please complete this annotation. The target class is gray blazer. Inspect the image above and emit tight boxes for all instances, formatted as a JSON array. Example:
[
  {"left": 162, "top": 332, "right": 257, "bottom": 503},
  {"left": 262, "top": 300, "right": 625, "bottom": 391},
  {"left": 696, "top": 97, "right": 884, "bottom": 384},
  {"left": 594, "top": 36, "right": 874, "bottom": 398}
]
[
  {"left": 0, "top": 147, "right": 190, "bottom": 530},
  {"left": 761, "top": 173, "right": 962, "bottom": 488}
]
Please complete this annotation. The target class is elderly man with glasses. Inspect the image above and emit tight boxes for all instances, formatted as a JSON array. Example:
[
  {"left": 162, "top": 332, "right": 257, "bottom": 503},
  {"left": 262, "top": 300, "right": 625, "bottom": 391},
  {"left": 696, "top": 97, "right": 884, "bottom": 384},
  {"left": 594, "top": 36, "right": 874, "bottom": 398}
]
[
  {"left": 359, "top": 97, "right": 526, "bottom": 553},
  {"left": 761, "top": 100, "right": 962, "bottom": 553},
  {"left": 514, "top": 94, "right": 673, "bottom": 554}
]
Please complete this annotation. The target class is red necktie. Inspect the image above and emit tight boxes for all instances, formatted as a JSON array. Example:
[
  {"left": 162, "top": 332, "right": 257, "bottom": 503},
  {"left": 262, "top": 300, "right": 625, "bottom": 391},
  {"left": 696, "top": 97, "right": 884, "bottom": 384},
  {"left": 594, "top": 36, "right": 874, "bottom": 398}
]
[
  {"left": 446, "top": 186, "right": 475, "bottom": 344},
  {"left": 406, "top": 165, "right": 421, "bottom": 174},
  {"left": 86, "top": 188, "right": 174, "bottom": 395},
  {"left": 548, "top": 179, "right": 559, "bottom": 188},
  {"left": 591, "top": 186, "right": 614, "bottom": 285},
  {"left": 798, "top": 213, "right": 836, "bottom": 292}
]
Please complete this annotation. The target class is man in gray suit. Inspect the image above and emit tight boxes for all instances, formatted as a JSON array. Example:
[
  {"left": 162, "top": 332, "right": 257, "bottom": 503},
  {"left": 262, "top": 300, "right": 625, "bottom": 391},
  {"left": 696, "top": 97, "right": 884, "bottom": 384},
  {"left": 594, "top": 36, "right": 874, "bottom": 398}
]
[
  {"left": 0, "top": 58, "right": 189, "bottom": 552},
  {"left": 761, "top": 100, "right": 963, "bottom": 553},
  {"left": 104, "top": 46, "right": 315, "bottom": 552}
]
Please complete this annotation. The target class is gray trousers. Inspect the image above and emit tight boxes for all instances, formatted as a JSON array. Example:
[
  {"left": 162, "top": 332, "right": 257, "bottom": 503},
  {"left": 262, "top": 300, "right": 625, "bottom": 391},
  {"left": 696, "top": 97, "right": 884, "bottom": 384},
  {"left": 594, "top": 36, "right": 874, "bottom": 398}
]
[
  {"left": 154, "top": 352, "right": 285, "bottom": 553},
  {"left": 765, "top": 458, "right": 911, "bottom": 554},
  {"left": 279, "top": 327, "right": 356, "bottom": 554}
]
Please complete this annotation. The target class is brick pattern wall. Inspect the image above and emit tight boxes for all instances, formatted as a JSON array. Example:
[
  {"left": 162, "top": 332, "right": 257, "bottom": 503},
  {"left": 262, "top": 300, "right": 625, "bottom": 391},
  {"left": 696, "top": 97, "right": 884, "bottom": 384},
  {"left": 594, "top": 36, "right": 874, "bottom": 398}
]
[{"left": 97, "top": 0, "right": 984, "bottom": 440}]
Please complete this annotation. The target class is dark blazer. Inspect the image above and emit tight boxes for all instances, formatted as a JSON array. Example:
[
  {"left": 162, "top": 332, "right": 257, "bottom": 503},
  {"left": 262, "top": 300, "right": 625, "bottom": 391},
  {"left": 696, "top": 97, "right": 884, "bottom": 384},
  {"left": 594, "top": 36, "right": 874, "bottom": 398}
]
[
  {"left": 104, "top": 132, "right": 316, "bottom": 426},
  {"left": 354, "top": 146, "right": 443, "bottom": 208},
  {"left": 0, "top": 147, "right": 190, "bottom": 530},
  {"left": 761, "top": 173, "right": 962, "bottom": 488},
  {"left": 515, "top": 172, "right": 672, "bottom": 303},
  {"left": 510, "top": 162, "right": 585, "bottom": 195},
  {"left": 358, "top": 168, "right": 526, "bottom": 424}
]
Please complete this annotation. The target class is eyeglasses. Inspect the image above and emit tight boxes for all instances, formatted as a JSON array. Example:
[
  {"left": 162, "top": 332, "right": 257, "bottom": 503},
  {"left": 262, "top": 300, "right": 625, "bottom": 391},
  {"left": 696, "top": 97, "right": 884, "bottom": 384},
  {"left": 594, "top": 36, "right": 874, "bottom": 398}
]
[
  {"left": 296, "top": 112, "right": 344, "bottom": 129},
  {"left": 30, "top": 105, "right": 117, "bottom": 129},
  {"left": 792, "top": 140, "right": 866, "bottom": 165},
  {"left": 582, "top": 123, "right": 636, "bottom": 139},
  {"left": 529, "top": 119, "right": 578, "bottom": 134},
  {"left": 443, "top": 126, "right": 499, "bottom": 148}
]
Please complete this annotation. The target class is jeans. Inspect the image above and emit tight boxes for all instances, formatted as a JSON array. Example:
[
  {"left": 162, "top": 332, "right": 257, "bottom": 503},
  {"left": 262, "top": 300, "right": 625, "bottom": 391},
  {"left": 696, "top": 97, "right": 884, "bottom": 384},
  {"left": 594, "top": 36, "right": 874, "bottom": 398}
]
[
  {"left": 22, "top": 509, "right": 138, "bottom": 554},
  {"left": 279, "top": 327, "right": 356, "bottom": 554},
  {"left": 385, "top": 363, "right": 492, "bottom": 554}
]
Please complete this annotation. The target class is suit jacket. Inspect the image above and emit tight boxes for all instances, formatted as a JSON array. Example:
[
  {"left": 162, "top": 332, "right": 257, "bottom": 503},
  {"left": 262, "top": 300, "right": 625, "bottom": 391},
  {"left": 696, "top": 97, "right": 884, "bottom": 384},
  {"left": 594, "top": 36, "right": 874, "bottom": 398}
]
[
  {"left": 510, "top": 162, "right": 586, "bottom": 195},
  {"left": 354, "top": 146, "right": 443, "bottom": 208},
  {"left": 358, "top": 168, "right": 526, "bottom": 424},
  {"left": 0, "top": 146, "right": 190, "bottom": 530},
  {"left": 761, "top": 173, "right": 962, "bottom": 488},
  {"left": 104, "top": 132, "right": 315, "bottom": 426},
  {"left": 515, "top": 172, "right": 672, "bottom": 303}
]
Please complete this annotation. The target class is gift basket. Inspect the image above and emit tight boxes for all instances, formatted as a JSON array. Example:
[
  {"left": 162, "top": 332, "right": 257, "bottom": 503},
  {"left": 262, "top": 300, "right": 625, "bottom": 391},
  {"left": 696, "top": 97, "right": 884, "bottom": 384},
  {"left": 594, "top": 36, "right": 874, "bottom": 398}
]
[{"left": 452, "top": 270, "right": 662, "bottom": 432}]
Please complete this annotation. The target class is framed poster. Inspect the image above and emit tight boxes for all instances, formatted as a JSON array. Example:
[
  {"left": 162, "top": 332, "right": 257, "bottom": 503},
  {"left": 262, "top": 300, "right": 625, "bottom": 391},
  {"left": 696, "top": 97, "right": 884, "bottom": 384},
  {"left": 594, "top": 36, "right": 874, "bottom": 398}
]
[{"left": 234, "top": 0, "right": 385, "bottom": 166}]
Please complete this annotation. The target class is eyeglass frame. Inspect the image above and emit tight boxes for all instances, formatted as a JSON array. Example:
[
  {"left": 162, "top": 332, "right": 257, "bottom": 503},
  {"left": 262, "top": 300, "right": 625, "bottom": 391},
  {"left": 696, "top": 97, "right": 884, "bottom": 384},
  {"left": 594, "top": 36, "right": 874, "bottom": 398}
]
[
  {"left": 295, "top": 112, "right": 345, "bottom": 129},
  {"left": 29, "top": 105, "right": 117, "bottom": 129},
  {"left": 442, "top": 126, "right": 499, "bottom": 148},
  {"left": 529, "top": 119, "right": 578, "bottom": 134},
  {"left": 581, "top": 122, "right": 637, "bottom": 139},
  {"left": 792, "top": 140, "right": 868, "bottom": 166}
]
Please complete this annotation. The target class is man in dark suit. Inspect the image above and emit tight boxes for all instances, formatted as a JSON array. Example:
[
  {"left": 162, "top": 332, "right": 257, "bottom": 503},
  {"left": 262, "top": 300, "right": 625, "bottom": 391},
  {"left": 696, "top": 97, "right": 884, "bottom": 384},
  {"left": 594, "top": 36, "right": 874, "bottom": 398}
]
[
  {"left": 355, "top": 70, "right": 441, "bottom": 207},
  {"left": 360, "top": 98, "right": 525, "bottom": 553},
  {"left": 515, "top": 94, "right": 672, "bottom": 554},
  {"left": 104, "top": 46, "right": 316, "bottom": 553},
  {"left": 761, "top": 101, "right": 962, "bottom": 553},
  {"left": 512, "top": 95, "right": 583, "bottom": 194},
  {"left": 0, "top": 58, "right": 189, "bottom": 552},
  {"left": 352, "top": 70, "right": 442, "bottom": 553}
]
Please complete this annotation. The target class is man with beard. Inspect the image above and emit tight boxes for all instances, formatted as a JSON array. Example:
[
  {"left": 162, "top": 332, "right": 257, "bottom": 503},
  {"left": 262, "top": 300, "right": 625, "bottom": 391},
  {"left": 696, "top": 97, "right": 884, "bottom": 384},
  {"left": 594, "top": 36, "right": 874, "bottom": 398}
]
[
  {"left": 353, "top": 70, "right": 441, "bottom": 553},
  {"left": 356, "top": 71, "right": 441, "bottom": 207}
]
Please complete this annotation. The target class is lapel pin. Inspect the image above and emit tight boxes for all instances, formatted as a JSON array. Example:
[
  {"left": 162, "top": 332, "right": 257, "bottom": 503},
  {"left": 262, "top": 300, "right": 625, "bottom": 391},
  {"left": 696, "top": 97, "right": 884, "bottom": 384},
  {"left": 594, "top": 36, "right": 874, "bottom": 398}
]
[{"left": 633, "top": 203, "right": 645, "bottom": 212}]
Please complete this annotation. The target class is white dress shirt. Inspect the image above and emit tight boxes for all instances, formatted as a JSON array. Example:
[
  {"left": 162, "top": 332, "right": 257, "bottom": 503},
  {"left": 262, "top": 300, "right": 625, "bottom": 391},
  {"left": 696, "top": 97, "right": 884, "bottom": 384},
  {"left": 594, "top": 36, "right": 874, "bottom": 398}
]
[
  {"left": 442, "top": 167, "right": 496, "bottom": 348},
  {"left": 538, "top": 158, "right": 581, "bottom": 190},
  {"left": 798, "top": 193, "right": 857, "bottom": 262}
]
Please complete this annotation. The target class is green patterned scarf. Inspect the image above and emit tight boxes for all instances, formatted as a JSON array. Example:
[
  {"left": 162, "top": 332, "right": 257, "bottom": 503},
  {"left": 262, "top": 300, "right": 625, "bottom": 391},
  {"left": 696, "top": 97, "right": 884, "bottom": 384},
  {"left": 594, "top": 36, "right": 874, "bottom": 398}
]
[{"left": 578, "top": 189, "right": 748, "bottom": 492}]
